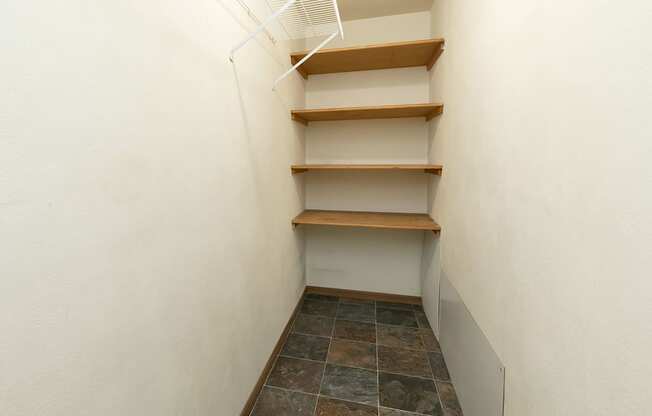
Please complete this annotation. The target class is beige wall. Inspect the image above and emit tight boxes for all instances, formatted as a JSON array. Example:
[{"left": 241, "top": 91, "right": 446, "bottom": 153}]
[
  {"left": 303, "top": 12, "right": 434, "bottom": 296},
  {"left": 428, "top": 0, "right": 652, "bottom": 415},
  {"left": 0, "top": 0, "right": 305, "bottom": 414}
]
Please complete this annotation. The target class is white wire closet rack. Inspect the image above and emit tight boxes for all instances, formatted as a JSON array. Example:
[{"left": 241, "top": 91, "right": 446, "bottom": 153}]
[{"left": 230, "top": 0, "right": 344, "bottom": 89}]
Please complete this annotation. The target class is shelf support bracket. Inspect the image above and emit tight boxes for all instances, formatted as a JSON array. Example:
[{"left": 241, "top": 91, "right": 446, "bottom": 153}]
[{"left": 272, "top": 30, "right": 339, "bottom": 90}]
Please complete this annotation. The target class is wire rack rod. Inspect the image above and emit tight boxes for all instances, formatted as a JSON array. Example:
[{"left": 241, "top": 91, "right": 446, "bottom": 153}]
[{"left": 230, "top": 0, "right": 344, "bottom": 88}]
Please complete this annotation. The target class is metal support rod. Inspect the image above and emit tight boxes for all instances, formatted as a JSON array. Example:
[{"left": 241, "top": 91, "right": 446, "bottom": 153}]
[
  {"left": 272, "top": 30, "right": 338, "bottom": 90},
  {"left": 331, "top": 0, "right": 344, "bottom": 38},
  {"left": 230, "top": 0, "right": 298, "bottom": 61}
]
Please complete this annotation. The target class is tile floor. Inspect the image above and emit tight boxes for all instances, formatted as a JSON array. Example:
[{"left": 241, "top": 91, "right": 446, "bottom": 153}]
[{"left": 250, "top": 293, "right": 463, "bottom": 416}]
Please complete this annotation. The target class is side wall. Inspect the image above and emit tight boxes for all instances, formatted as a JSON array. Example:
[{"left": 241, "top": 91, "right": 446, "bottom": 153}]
[
  {"left": 428, "top": 0, "right": 652, "bottom": 415},
  {"left": 0, "top": 1, "right": 305, "bottom": 414},
  {"left": 303, "top": 12, "right": 433, "bottom": 296}
]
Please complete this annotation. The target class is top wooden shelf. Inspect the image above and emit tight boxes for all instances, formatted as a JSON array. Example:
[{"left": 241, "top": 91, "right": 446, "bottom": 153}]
[{"left": 291, "top": 38, "right": 445, "bottom": 78}]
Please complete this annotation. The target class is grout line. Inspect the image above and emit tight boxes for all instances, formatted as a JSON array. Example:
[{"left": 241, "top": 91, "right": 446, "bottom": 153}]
[
  {"left": 312, "top": 297, "right": 337, "bottom": 416},
  {"left": 376, "top": 306, "right": 415, "bottom": 312},
  {"left": 424, "top": 346, "right": 436, "bottom": 381},
  {"left": 331, "top": 337, "right": 377, "bottom": 347},
  {"left": 339, "top": 316, "right": 404, "bottom": 326},
  {"left": 293, "top": 330, "right": 333, "bottom": 337},
  {"left": 264, "top": 386, "right": 431, "bottom": 416},
  {"left": 295, "top": 312, "right": 336, "bottom": 320},
  {"left": 377, "top": 369, "right": 438, "bottom": 382},
  {"left": 375, "top": 300, "right": 380, "bottom": 410},
  {"left": 377, "top": 343, "right": 431, "bottom": 353},
  {"left": 300, "top": 312, "right": 338, "bottom": 320},
  {"left": 278, "top": 355, "right": 427, "bottom": 381},
  {"left": 317, "top": 392, "right": 380, "bottom": 409},
  {"left": 286, "top": 331, "right": 332, "bottom": 340},
  {"left": 334, "top": 318, "right": 376, "bottom": 326},
  {"left": 324, "top": 361, "right": 377, "bottom": 374},
  {"left": 277, "top": 355, "right": 327, "bottom": 365},
  {"left": 262, "top": 384, "right": 319, "bottom": 397},
  {"left": 377, "top": 324, "right": 421, "bottom": 330},
  {"left": 434, "top": 379, "right": 444, "bottom": 414},
  {"left": 379, "top": 405, "right": 433, "bottom": 416}
]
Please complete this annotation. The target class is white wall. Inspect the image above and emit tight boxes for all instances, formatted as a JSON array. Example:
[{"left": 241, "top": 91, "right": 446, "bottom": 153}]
[
  {"left": 302, "top": 12, "right": 434, "bottom": 296},
  {"left": 428, "top": 0, "right": 652, "bottom": 415},
  {"left": 0, "top": 1, "right": 305, "bottom": 414}
]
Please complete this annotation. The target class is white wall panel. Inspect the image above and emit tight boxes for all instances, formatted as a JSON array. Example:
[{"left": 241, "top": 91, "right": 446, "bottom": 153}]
[
  {"left": 440, "top": 276, "right": 505, "bottom": 416},
  {"left": 306, "top": 227, "right": 425, "bottom": 296},
  {"left": 302, "top": 11, "right": 434, "bottom": 295}
]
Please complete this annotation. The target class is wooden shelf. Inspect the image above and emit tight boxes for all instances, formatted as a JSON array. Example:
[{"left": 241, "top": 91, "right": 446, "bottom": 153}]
[
  {"left": 292, "top": 210, "right": 441, "bottom": 233},
  {"left": 291, "top": 38, "right": 445, "bottom": 78},
  {"left": 291, "top": 164, "right": 443, "bottom": 175},
  {"left": 291, "top": 103, "right": 443, "bottom": 124}
]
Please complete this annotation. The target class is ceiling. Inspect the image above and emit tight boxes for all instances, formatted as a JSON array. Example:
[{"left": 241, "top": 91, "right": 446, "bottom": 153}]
[{"left": 336, "top": 0, "right": 433, "bottom": 21}]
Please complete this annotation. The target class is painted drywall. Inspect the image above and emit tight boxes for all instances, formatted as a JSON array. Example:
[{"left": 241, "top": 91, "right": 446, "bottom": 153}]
[
  {"left": 0, "top": 1, "right": 305, "bottom": 415},
  {"left": 302, "top": 12, "right": 433, "bottom": 296},
  {"left": 428, "top": 0, "right": 652, "bottom": 415}
]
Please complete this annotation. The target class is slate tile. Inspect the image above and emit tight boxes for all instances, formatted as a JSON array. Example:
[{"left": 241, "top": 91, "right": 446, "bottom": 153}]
[
  {"left": 377, "top": 301, "right": 414, "bottom": 311},
  {"left": 379, "top": 372, "right": 441, "bottom": 415},
  {"left": 306, "top": 293, "right": 340, "bottom": 303},
  {"left": 315, "top": 397, "right": 378, "bottom": 416},
  {"left": 418, "top": 329, "right": 441, "bottom": 352},
  {"left": 334, "top": 320, "right": 377, "bottom": 343},
  {"left": 436, "top": 381, "right": 462, "bottom": 414},
  {"left": 281, "top": 333, "right": 331, "bottom": 361},
  {"left": 341, "top": 297, "right": 375, "bottom": 306},
  {"left": 415, "top": 312, "right": 431, "bottom": 329},
  {"left": 427, "top": 352, "right": 450, "bottom": 381},
  {"left": 379, "top": 408, "right": 422, "bottom": 416},
  {"left": 293, "top": 314, "right": 335, "bottom": 337},
  {"left": 377, "top": 308, "right": 418, "bottom": 328},
  {"left": 302, "top": 299, "right": 338, "bottom": 318},
  {"left": 321, "top": 364, "right": 378, "bottom": 406},
  {"left": 337, "top": 303, "right": 375, "bottom": 323},
  {"left": 251, "top": 386, "right": 317, "bottom": 416},
  {"left": 378, "top": 346, "right": 432, "bottom": 378},
  {"left": 377, "top": 325, "right": 425, "bottom": 350},
  {"left": 328, "top": 339, "right": 377, "bottom": 370},
  {"left": 267, "top": 356, "right": 324, "bottom": 394}
]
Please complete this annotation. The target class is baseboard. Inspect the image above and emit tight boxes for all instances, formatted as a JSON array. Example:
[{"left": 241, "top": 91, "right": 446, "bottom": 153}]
[
  {"left": 305, "top": 285, "right": 421, "bottom": 305},
  {"left": 239, "top": 288, "right": 306, "bottom": 416}
]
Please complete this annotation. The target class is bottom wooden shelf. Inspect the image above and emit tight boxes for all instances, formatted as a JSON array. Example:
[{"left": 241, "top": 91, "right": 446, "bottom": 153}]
[{"left": 292, "top": 210, "right": 441, "bottom": 233}]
